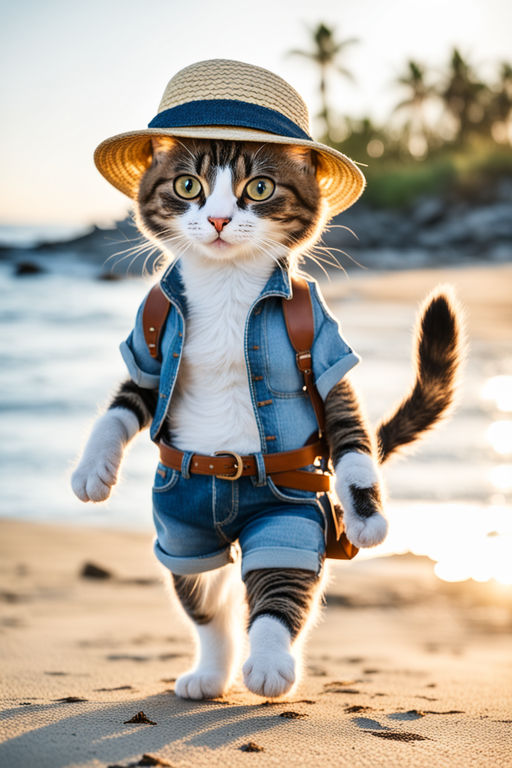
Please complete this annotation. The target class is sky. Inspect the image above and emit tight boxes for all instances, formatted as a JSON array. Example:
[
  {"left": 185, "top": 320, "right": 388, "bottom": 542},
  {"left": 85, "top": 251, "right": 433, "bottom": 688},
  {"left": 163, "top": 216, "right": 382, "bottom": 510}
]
[{"left": 0, "top": 0, "right": 510, "bottom": 227}]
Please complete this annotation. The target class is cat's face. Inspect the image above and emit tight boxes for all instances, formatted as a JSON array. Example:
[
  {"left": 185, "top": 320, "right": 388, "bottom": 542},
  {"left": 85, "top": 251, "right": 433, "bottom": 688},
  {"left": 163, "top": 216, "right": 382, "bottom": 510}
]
[{"left": 136, "top": 138, "right": 322, "bottom": 264}]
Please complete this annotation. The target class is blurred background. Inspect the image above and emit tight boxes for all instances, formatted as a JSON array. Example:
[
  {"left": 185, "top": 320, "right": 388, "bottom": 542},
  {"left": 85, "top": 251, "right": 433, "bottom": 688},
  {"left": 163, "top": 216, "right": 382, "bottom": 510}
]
[{"left": 1, "top": 0, "right": 511, "bottom": 589}]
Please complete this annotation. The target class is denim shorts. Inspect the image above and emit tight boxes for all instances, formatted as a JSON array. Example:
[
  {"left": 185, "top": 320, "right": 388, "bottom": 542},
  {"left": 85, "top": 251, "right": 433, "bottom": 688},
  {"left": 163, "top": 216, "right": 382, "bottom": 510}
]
[{"left": 152, "top": 462, "right": 328, "bottom": 578}]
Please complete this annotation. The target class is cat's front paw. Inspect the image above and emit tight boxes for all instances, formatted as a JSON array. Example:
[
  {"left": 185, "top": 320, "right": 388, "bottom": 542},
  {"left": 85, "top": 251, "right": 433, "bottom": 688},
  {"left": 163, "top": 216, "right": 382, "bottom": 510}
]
[
  {"left": 342, "top": 500, "right": 388, "bottom": 548},
  {"left": 71, "top": 409, "right": 139, "bottom": 503},
  {"left": 335, "top": 452, "right": 388, "bottom": 548},
  {"left": 71, "top": 456, "right": 120, "bottom": 502}
]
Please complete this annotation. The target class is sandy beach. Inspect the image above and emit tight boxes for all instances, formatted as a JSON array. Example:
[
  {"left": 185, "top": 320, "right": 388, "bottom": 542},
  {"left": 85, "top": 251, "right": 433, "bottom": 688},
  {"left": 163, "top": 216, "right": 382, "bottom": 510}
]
[
  {"left": 1, "top": 263, "right": 512, "bottom": 767},
  {"left": 1, "top": 517, "right": 511, "bottom": 768}
]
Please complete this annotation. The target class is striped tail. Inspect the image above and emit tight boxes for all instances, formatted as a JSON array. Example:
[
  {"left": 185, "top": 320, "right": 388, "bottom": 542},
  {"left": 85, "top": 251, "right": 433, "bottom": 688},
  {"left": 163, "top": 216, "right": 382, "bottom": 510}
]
[{"left": 377, "top": 287, "right": 463, "bottom": 464}]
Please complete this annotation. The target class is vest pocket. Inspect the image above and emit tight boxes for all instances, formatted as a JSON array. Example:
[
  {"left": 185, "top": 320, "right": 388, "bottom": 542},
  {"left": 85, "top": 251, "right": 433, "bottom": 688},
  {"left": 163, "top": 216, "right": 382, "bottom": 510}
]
[
  {"left": 153, "top": 463, "right": 180, "bottom": 493},
  {"left": 263, "top": 303, "right": 305, "bottom": 395}
]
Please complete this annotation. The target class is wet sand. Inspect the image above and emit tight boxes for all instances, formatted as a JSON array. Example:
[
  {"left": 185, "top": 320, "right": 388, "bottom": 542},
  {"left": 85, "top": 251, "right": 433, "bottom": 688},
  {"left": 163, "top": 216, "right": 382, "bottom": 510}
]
[
  {"left": 1, "top": 518, "right": 511, "bottom": 768},
  {"left": 321, "top": 261, "right": 512, "bottom": 341}
]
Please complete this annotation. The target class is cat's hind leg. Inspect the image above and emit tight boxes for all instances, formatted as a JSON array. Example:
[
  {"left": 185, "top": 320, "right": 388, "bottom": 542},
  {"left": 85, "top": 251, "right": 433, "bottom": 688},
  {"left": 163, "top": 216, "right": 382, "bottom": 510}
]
[
  {"left": 171, "top": 562, "right": 243, "bottom": 700},
  {"left": 242, "top": 567, "right": 323, "bottom": 698}
]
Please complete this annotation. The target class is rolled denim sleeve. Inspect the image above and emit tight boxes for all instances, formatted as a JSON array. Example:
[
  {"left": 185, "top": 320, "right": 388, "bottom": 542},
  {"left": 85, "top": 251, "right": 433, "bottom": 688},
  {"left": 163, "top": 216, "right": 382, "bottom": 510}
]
[
  {"left": 119, "top": 291, "right": 161, "bottom": 389},
  {"left": 309, "top": 281, "right": 360, "bottom": 400}
]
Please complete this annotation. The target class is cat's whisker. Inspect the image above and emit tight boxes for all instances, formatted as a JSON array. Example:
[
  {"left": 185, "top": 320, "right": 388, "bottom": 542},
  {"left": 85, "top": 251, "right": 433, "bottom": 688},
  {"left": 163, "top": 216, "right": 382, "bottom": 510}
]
[
  {"left": 140, "top": 245, "right": 162, "bottom": 277},
  {"left": 172, "top": 139, "right": 198, "bottom": 163},
  {"left": 127, "top": 247, "right": 153, "bottom": 276},
  {"left": 108, "top": 241, "right": 157, "bottom": 264},
  {"left": 322, "top": 222, "right": 360, "bottom": 241},
  {"left": 251, "top": 145, "right": 266, "bottom": 164},
  {"left": 314, "top": 242, "right": 367, "bottom": 271},
  {"left": 105, "top": 236, "right": 151, "bottom": 262},
  {"left": 106, "top": 240, "right": 160, "bottom": 274},
  {"left": 253, "top": 162, "right": 278, "bottom": 175},
  {"left": 251, "top": 234, "right": 287, "bottom": 256},
  {"left": 112, "top": 235, "right": 162, "bottom": 256},
  {"left": 305, "top": 243, "right": 348, "bottom": 269},
  {"left": 104, "top": 233, "right": 148, "bottom": 252},
  {"left": 303, "top": 251, "right": 331, "bottom": 280},
  {"left": 250, "top": 240, "right": 287, "bottom": 268},
  {"left": 276, "top": 233, "right": 336, "bottom": 280},
  {"left": 164, "top": 236, "right": 195, "bottom": 263},
  {"left": 279, "top": 227, "right": 364, "bottom": 276}
]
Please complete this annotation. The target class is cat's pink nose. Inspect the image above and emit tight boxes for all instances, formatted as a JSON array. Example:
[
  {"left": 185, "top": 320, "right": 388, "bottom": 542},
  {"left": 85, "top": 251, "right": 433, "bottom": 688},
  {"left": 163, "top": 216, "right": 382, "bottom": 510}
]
[{"left": 208, "top": 217, "right": 231, "bottom": 232}]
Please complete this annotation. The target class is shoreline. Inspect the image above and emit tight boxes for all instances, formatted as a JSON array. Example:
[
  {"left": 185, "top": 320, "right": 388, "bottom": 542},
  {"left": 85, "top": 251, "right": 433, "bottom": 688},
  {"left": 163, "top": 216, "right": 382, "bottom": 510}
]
[{"left": 3, "top": 261, "right": 512, "bottom": 568}]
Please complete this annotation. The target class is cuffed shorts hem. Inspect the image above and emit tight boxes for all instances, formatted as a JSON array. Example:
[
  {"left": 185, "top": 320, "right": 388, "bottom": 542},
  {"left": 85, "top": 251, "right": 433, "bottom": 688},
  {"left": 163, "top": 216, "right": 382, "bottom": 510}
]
[
  {"left": 241, "top": 546, "right": 322, "bottom": 578},
  {"left": 153, "top": 538, "right": 234, "bottom": 575}
]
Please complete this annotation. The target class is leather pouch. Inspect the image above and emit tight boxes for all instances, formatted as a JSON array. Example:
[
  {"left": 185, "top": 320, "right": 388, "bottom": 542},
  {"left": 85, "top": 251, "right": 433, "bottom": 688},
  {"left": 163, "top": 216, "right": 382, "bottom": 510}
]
[{"left": 324, "top": 493, "right": 359, "bottom": 560}]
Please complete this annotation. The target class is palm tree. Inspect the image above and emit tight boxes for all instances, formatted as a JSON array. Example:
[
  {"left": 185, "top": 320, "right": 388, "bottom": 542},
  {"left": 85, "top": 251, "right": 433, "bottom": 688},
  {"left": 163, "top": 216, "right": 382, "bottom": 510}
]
[
  {"left": 288, "top": 22, "right": 359, "bottom": 142},
  {"left": 438, "top": 48, "right": 488, "bottom": 145},
  {"left": 391, "top": 60, "right": 438, "bottom": 155},
  {"left": 489, "top": 62, "right": 512, "bottom": 123}
]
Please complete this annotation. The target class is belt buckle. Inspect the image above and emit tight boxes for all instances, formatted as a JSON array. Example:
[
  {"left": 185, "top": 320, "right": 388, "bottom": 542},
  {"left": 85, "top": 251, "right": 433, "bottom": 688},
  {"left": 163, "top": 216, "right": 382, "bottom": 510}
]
[{"left": 214, "top": 451, "right": 243, "bottom": 481}]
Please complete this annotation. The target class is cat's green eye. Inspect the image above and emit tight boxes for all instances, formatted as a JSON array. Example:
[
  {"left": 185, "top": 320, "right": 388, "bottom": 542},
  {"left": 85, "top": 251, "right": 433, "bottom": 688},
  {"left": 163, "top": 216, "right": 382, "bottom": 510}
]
[
  {"left": 245, "top": 177, "right": 275, "bottom": 202},
  {"left": 174, "top": 175, "right": 202, "bottom": 199}
]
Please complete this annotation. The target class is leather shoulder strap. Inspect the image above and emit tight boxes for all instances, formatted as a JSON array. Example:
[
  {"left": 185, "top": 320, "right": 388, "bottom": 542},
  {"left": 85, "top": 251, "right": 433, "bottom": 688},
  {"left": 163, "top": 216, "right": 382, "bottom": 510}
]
[
  {"left": 283, "top": 276, "right": 315, "bottom": 354},
  {"left": 282, "top": 276, "right": 326, "bottom": 436},
  {"left": 142, "top": 283, "right": 171, "bottom": 360},
  {"left": 142, "top": 276, "right": 325, "bottom": 434}
]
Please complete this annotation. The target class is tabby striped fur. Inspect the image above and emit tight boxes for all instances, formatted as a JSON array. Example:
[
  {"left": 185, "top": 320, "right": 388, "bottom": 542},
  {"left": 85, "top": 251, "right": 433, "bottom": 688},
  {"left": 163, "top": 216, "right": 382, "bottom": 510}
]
[
  {"left": 325, "top": 378, "right": 374, "bottom": 465},
  {"left": 73, "top": 137, "right": 462, "bottom": 700},
  {"left": 110, "top": 379, "right": 157, "bottom": 430},
  {"left": 377, "top": 287, "right": 461, "bottom": 462},
  {"left": 138, "top": 137, "right": 322, "bottom": 261},
  {"left": 172, "top": 573, "right": 215, "bottom": 625},
  {"left": 244, "top": 567, "right": 321, "bottom": 640},
  {"left": 105, "top": 284, "right": 460, "bottom": 669}
]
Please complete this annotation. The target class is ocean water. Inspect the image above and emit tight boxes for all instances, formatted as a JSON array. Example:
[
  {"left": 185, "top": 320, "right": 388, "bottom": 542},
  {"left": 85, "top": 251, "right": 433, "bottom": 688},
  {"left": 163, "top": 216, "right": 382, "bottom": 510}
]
[{"left": 1, "top": 255, "right": 511, "bottom": 584}]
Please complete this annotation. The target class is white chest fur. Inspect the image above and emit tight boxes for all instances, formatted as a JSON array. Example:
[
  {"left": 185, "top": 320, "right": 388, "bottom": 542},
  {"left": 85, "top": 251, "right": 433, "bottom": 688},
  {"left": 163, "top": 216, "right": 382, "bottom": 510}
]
[{"left": 167, "top": 253, "right": 276, "bottom": 454}]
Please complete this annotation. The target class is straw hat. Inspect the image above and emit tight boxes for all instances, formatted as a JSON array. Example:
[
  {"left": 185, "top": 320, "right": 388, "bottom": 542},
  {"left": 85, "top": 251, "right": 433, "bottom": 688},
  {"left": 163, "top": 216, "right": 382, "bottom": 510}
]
[{"left": 94, "top": 59, "right": 366, "bottom": 218}]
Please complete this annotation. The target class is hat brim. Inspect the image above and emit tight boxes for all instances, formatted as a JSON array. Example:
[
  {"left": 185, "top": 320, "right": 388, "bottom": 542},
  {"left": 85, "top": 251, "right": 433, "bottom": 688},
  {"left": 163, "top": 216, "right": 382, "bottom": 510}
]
[{"left": 94, "top": 125, "right": 366, "bottom": 218}]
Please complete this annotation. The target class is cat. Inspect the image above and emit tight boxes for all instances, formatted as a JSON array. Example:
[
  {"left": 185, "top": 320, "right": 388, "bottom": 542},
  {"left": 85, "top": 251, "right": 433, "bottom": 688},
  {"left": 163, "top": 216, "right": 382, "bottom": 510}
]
[{"left": 72, "top": 137, "right": 460, "bottom": 700}]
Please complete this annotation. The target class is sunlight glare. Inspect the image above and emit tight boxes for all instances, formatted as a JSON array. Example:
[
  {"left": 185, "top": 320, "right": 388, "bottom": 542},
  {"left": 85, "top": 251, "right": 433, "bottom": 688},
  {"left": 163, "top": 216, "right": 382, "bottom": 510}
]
[
  {"left": 489, "top": 465, "right": 512, "bottom": 492},
  {"left": 481, "top": 376, "right": 512, "bottom": 412},
  {"left": 363, "top": 501, "right": 512, "bottom": 585},
  {"left": 486, "top": 420, "right": 512, "bottom": 455},
  {"left": 434, "top": 559, "right": 472, "bottom": 582}
]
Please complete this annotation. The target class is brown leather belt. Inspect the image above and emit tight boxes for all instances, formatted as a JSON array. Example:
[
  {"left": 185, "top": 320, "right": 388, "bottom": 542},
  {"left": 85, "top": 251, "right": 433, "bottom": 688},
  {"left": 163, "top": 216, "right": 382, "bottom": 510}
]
[{"left": 158, "top": 440, "right": 332, "bottom": 492}]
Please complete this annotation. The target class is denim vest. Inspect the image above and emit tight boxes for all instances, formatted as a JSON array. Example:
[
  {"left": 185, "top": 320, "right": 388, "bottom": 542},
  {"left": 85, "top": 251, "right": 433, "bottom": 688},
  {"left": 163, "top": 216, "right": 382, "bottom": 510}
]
[{"left": 120, "top": 260, "right": 360, "bottom": 452}]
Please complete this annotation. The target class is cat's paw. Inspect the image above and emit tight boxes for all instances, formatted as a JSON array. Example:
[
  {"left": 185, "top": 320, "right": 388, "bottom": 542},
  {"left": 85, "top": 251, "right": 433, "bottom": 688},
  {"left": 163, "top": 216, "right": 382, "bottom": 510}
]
[
  {"left": 244, "top": 615, "right": 295, "bottom": 698},
  {"left": 243, "top": 651, "right": 296, "bottom": 698},
  {"left": 71, "top": 456, "right": 120, "bottom": 502},
  {"left": 174, "top": 668, "right": 231, "bottom": 700},
  {"left": 71, "top": 409, "right": 138, "bottom": 503},
  {"left": 335, "top": 452, "right": 388, "bottom": 548},
  {"left": 343, "top": 505, "right": 388, "bottom": 548}
]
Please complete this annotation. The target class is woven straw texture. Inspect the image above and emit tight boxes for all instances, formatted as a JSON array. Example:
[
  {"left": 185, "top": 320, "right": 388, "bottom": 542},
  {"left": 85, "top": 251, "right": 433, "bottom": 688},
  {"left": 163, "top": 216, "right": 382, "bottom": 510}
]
[
  {"left": 94, "top": 59, "right": 366, "bottom": 218},
  {"left": 158, "top": 59, "right": 310, "bottom": 133}
]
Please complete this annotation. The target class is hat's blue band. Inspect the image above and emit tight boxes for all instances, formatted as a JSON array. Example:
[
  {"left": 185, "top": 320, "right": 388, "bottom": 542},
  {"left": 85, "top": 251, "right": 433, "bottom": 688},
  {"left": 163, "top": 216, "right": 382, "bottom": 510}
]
[{"left": 148, "top": 99, "right": 312, "bottom": 141}]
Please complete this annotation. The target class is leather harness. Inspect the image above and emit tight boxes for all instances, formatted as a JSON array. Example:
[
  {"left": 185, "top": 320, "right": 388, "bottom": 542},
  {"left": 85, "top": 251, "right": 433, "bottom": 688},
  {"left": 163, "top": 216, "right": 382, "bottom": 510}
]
[
  {"left": 142, "top": 275, "right": 331, "bottom": 491},
  {"left": 141, "top": 275, "right": 358, "bottom": 560}
]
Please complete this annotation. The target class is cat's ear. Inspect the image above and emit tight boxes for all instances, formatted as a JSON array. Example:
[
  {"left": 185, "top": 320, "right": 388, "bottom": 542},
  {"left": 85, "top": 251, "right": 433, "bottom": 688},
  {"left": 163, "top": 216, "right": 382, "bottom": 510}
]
[
  {"left": 285, "top": 146, "right": 318, "bottom": 176},
  {"left": 150, "top": 136, "right": 174, "bottom": 165}
]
